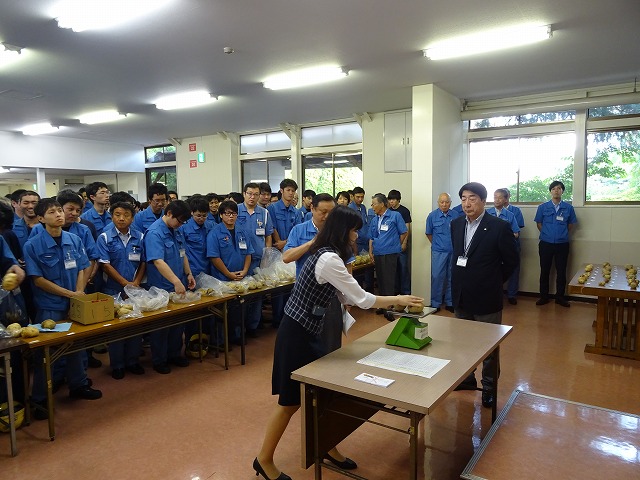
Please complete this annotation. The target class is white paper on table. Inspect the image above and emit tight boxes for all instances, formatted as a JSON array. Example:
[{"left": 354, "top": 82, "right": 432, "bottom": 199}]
[
  {"left": 357, "top": 347, "right": 450, "bottom": 379},
  {"left": 342, "top": 309, "right": 356, "bottom": 337},
  {"left": 354, "top": 373, "right": 395, "bottom": 387}
]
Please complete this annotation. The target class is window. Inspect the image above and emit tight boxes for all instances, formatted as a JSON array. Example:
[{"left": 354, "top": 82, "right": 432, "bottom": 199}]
[
  {"left": 470, "top": 111, "right": 575, "bottom": 130},
  {"left": 146, "top": 166, "right": 177, "bottom": 192},
  {"left": 241, "top": 157, "right": 291, "bottom": 192},
  {"left": 586, "top": 129, "right": 640, "bottom": 202},
  {"left": 588, "top": 103, "right": 640, "bottom": 118},
  {"left": 301, "top": 123, "right": 362, "bottom": 148},
  {"left": 240, "top": 132, "right": 291, "bottom": 154},
  {"left": 145, "top": 144, "right": 176, "bottom": 163},
  {"left": 302, "top": 152, "right": 363, "bottom": 196},
  {"left": 469, "top": 133, "right": 575, "bottom": 203}
]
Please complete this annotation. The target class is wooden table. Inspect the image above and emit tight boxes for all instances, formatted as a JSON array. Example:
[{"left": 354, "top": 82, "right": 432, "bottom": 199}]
[
  {"left": 461, "top": 390, "right": 640, "bottom": 480},
  {"left": 0, "top": 337, "right": 24, "bottom": 457},
  {"left": 291, "top": 315, "right": 512, "bottom": 480},
  {"left": 21, "top": 293, "right": 234, "bottom": 441},
  {"left": 568, "top": 264, "right": 640, "bottom": 359}
]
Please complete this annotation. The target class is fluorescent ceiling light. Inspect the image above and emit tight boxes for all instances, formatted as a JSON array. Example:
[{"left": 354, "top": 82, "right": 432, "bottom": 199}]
[
  {"left": 154, "top": 91, "right": 218, "bottom": 110},
  {"left": 423, "top": 24, "right": 552, "bottom": 60},
  {"left": 52, "top": 0, "right": 174, "bottom": 32},
  {"left": 263, "top": 65, "right": 348, "bottom": 90},
  {"left": 78, "top": 109, "right": 126, "bottom": 125},
  {"left": 21, "top": 123, "right": 60, "bottom": 136},
  {"left": 323, "top": 159, "right": 349, "bottom": 164}
]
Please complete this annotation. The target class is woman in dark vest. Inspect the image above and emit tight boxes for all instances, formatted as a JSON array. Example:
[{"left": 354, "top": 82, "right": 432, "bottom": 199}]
[{"left": 253, "top": 206, "right": 424, "bottom": 480}]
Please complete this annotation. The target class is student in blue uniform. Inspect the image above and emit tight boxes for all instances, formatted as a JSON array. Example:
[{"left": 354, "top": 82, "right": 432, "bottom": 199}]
[
  {"left": 369, "top": 193, "right": 407, "bottom": 313},
  {"left": 348, "top": 186, "right": 373, "bottom": 291},
  {"left": 267, "top": 179, "right": 301, "bottom": 328},
  {"left": 180, "top": 196, "right": 214, "bottom": 344},
  {"left": 237, "top": 183, "right": 273, "bottom": 337},
  {"left": 486, "top": 189, "right": 521, "bottom": 305},
  {"left": 297, "top": 189, "right": 315, "bottom": 221},
  {"left": 502, "top": 188, "right": 525, "bottom": 304},
  {"left": 534, "top": 180, "right": 578, "bottom": 307},
  {"left": 205, "top": 193, "right": 221, "bottom": 229},
  {"left": 80, "top": 182, "right": 112, "bottom": 236},
  {"left": 425, "top": 192, "right": 460, "bottom": 312},
  {"left": 133, "top": 183, "right": 168, "bottom": 234},
  {"left": 97, "top": 201, "right": 146, "bottom": 380},
  {"left": 144, "top": 200, "right": 195, "bottom": 374},
  {"left": 207, "top": 200, "right": 254, "bottom": 343},
  {"left": 23, "top": 198, "right": 102, "bottom": 418}
]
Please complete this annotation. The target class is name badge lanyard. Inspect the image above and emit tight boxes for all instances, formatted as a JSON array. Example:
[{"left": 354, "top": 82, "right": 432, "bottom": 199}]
[{"left": 457, "top": 225, "right": 474, "bottom": 267}]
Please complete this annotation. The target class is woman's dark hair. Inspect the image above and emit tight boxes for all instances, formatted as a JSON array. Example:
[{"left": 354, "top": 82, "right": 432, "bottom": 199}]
[
  {"left": 336, "top": 191, "right": 350, "bottom": 203},
  {"left": 309, "top": 206, "right": 362, "bottom": 262}
]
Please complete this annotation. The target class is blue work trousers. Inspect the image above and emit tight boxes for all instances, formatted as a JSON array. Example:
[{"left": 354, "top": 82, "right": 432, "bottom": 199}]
[
  {"left": 431, "top": 250, "right": 453, "bottom": 308},
  {"left": 150, "top": 325, "right": 185, "bottom": 366},
  {"left": 395, "top": 250, "right": 411, "bottom": 294},
  {"left": 506, "top": 241, "right": 521, "bottom": 298}
]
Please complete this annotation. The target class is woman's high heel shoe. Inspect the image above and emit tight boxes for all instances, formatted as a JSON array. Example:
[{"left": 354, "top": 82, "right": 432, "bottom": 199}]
[
  {"left": 324, "top": 453, "right": 358, "bottom": 470},
  {"left": 253, "top": 458, "right": 292, "bottom": 480}
]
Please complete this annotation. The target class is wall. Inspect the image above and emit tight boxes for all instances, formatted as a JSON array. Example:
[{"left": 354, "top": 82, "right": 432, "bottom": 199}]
[
  {"left": 1, "top": 131, "right": 144, "bottom": 172},
  {"left": 175, "top": 134, "right": 237, "bottom": 196}
]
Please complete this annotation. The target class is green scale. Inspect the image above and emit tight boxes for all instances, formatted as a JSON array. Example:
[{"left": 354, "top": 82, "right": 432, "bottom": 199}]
[{"left": 385, "top": 316, "right": 432, "bottom": 350}]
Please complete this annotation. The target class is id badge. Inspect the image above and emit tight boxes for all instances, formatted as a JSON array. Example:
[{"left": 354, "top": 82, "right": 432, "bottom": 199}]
[
  {"left": 256, "top": 228, "right": 265, "bottom": 236},
  {"left": 64, "top": 258, "right": 77, "bottom": 270},
  {"left": 556, "top": 215, "right": 564, "bottom": 222},
  {"left": 239, "top": 240, "right": 248, "bottom": 250},
  {"left": 380, "top": 224, "right": 389, "bottom": 231},
  {"left": 128, "top": 252, "right": 141, "bottom": 261},
  {"left": 456, "top": 256, "right": 468, "bottom": 267},
  {"left": 179, "top": 248, "right": 186, "bottom": 258}
]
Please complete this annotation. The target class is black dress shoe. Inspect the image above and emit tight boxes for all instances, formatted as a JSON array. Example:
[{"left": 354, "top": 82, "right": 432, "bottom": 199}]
[
  {"left": 127, "top": 363, "right": 145, "bottom": 375},
  {"left": 32, "top": 400, "right": 48, "bottom": 421},
  {"left": 111, "top": 368, "right": 125, "bottom": 380},
  {"left": 69, "top": 385, "right": 103, "bottom": 400},
  {"left": 153, "top": 363, "right": 171, "bottom": 374},
  {"left": 454, "top": 379, "right": 478, "bottom": 391},
  {"left": 481, "top": 390, "right": 494, "bottom": 408},
  {"left": 324, "top": 453, "right": 358, "bottom": 470},
  {"left": 252, "top": 457, "right": 291, "bottom": 480},
  {"left": 246, "top": 329, "right": 259, "bottom": 338},
  {"left": 170, "top": 356, "right": 190, "bottom": 367},
  {"left": 507, "top": 297, "right": 517, "bottom": 305},
  {"left": 445, "top": 305, "right": 455, "bottom": 313},
  {"left": 555, "top": 298, "right": 570, "bottom": 307},
  {"left": 87, "top": 355, "right": 102, "bottom": 368},
  {"left": 536, "top": 297, "right": 549, "bottom": 306}
]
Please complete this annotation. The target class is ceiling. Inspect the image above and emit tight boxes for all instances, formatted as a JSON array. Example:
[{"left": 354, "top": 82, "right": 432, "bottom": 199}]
[{"left": 0, "top": 0, "right": 638, "bottom": 152}]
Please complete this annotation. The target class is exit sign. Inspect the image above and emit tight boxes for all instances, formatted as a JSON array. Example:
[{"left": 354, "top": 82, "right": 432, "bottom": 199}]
[
  {"left": 197, "top": 152, "right": 205, "bottom": 163},
  {"left": 189, "top": 160, "right": 197, "bottom": 168}
]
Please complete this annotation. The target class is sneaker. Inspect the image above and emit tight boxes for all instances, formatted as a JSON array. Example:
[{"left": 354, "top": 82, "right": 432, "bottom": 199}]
[
  {"left": 69, "top": 385, "right": 103, "bottom": 400},
  {"left": 111, "top": 368, "right": 125, "bottom": 380},
  {"left": 126, "top": 364, "right": 145, "bottom": 375},
  {"left": 536, "top": 297, "right": 549, "bottom": 306},
  {"left": 507, "top": 298, "right": 517, "bottom": 305},
  {"left": 153, "top": 363, "right": 171, "bottom": 374},
  {"left": 169, "top": 356, "right": 189, "bottom": 368}
]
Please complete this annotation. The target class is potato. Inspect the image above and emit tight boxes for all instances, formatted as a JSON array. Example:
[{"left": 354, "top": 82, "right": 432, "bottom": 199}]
[
  {"left": 2, "top": 272, "right": 18, "bottom": 291},
  {"left": 117, "top": 307, "right": 132, "bottom": 317},
  {"left": 393, "top": 304, "right": 406, "bottom": 312},
  {"left": 21, "top": 326, "right": 39, "bottom": 338},
  {"left": 41, "top": 319, "right": 56, "bottom": 330},
  {"left": 407, "top": 303, "right": 425, "bottom": 314}
]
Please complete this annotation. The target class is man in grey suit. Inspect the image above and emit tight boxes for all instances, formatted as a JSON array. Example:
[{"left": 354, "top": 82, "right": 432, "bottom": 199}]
[{"left": 450, "top": 182, "right": 518, "bottom": 408}]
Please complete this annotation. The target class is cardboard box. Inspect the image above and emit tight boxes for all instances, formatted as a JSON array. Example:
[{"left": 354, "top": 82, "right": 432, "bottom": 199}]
[{"left": 69, "top": 293, "right": 115, "bottom": 325}]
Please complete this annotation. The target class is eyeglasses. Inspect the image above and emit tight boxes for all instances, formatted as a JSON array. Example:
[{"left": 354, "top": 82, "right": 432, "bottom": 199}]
[
  {"left": 245, "top": 192, "right": 259, "bottom": 198},
  {"left": 151, "top": 198, "right": 167, "bottom": 204},
  {"left": 222, "top": 211, "right": 238, "bottom": 217}
]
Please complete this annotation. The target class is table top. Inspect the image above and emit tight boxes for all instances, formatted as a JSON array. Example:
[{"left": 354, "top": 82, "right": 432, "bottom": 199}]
[
  {"left": 567, "top": 263, "right": 640, "bottom": 299},
  {"left": 19, "top": 293, "right": 234, "bottom": 350},
  {"left": 292, "top": 315, "right": 512, "bottom": 415}
]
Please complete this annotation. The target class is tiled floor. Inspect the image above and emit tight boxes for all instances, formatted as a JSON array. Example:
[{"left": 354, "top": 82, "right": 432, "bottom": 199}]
[{"left": 1, "top": 297, "right": 639, "bottom": 479}]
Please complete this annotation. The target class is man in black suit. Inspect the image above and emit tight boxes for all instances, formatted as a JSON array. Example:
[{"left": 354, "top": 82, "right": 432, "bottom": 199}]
[{"left": 451, "top": 182, "right": 518, "bottom": 408}]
